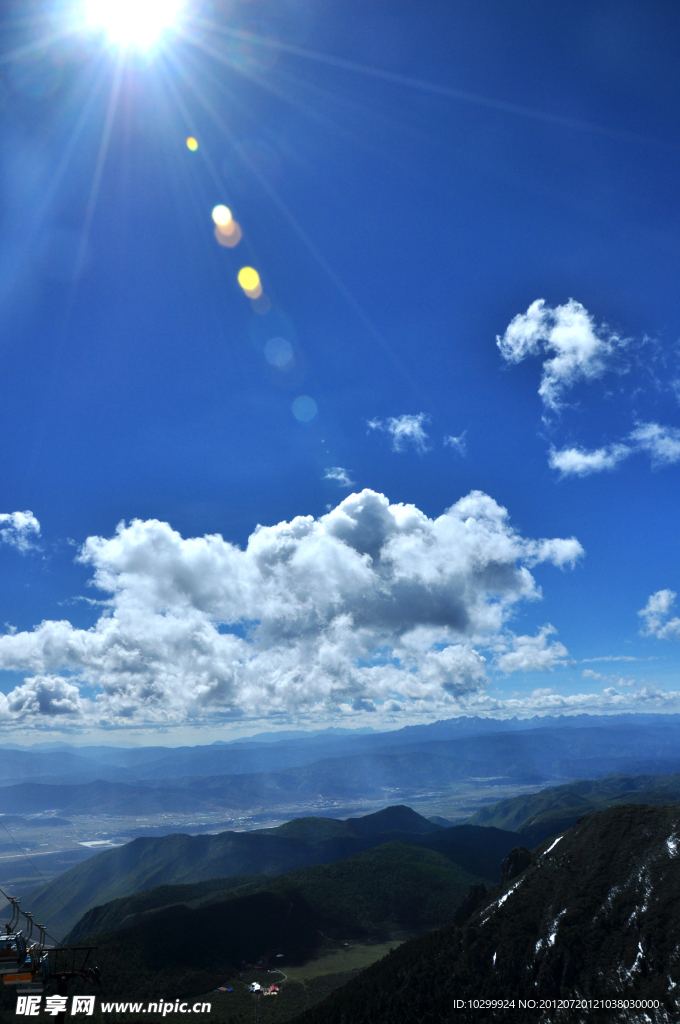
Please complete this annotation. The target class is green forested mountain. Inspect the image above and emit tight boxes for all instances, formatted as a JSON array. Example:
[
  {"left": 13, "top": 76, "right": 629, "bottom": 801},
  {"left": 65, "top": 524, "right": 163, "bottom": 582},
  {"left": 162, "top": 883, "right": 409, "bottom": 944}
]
[
  {"left": 466, "top": 772, "right": 680, "bottom": 845},
  {"left": 60, "top": 842, "right": 488, "bottom": 1004},
  {"left": 27, "top": 806, "right": 519, "bottom": 938},
  {"left": 293, "top": 804, "right": 680, "bottom": 1024},
  {"left": 66, "top": 841, "right": 486, "bottom": 944}
]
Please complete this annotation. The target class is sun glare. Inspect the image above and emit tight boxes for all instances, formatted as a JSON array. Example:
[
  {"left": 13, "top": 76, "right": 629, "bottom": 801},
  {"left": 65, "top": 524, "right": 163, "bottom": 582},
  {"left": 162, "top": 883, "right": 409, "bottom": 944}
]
[{"left": 84, "top": 0, "right": 184, "bottom": 50}]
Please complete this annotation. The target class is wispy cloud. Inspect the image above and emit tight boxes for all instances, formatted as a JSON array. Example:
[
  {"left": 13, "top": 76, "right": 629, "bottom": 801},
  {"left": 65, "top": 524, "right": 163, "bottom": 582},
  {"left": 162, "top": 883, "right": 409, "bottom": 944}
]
[
  {"left": 582, "top": 669, "right": 635, "bottom": 687},
  {"left": 444, "top": 431, "right": 467, "bottom": 456},
  {"left": 630, "top": 422, "right": 680, "bottom": 466},
  {"left": 549, "top": 422, "right": 680, "bottom": 477},
  {"left": 323, "top": 466, "right": 355, "bottom": 488},
  {"left": 497, "top": 298, "right": 626, "bottom": 412},
  {"left": 638, "top": 589, "right": 680, "bottom": 640},
  {"left": 0, "top": 511, "right": 41, "bottom": 552},
  {"left": 549, "top": 442, "right": 631, "bottom": 477},
  {"left": 368, "top": 413, "right": 430, "bottom": 452},
  {"left": 581, "top": 655, "right": 640, "bottom": 663}
]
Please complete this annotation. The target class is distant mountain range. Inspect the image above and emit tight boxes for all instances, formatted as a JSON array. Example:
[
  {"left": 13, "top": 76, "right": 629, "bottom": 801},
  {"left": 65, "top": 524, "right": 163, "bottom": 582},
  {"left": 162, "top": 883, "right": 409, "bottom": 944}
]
[
  {"left": 25, "top": 805, "right": 520, "bottom": 939},
  {"left": 294, "top": 804, "right": 680, "bottom": 1024},
  {"left": 2, "top": 714, "right": 680, "bottom": 789},
  {"left": 3, "top": 720, "right": 680, "bottom": 816}
]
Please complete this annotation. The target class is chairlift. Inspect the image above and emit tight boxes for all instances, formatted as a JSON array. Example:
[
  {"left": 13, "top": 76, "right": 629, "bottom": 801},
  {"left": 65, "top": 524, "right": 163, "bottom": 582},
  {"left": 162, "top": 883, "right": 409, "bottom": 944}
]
[
  {"left": 1, "top": 880, "right": 98, "bottom": 999},
  {"left": 0, "top": 932, "right": 28, "bottom": 974}
]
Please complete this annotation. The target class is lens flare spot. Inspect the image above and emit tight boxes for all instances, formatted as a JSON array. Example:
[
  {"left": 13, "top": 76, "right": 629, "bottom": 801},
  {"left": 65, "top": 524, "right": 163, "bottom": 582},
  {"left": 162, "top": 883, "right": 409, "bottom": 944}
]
[
  {"left": 292, "top": 396, "right": 317, "bottom": 422},
  {"left": 212, "top": 205, "right": 232, "bottom": 227},
  {"left": 214, "top": 223, "right": 242, "bottom": 248},
  {"left": 264, "top": 337, "right": 293, "bottom": 368},
  {"left": 186, "top": 136, "right": 198, "bottom": 151},
  {"left": 238, "top": 267, "right": 261, "bottom": 297}
]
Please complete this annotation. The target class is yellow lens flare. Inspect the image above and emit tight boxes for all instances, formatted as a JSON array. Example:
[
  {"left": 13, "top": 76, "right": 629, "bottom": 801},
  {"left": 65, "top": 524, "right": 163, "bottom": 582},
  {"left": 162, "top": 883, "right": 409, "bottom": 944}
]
[
  {"left": 238, "top": 267, "right": 262, "bottom": 298},
  {"left": 186, "top": 137, "right": 198, "bottom": 151}
]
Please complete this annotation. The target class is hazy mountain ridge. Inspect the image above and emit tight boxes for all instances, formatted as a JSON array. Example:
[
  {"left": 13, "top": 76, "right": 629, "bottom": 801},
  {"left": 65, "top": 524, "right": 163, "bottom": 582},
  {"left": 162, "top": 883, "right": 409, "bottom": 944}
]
[
  {"left": 466, "top": 773, "right": 680, "bottom": 846},
  {"left": 24, "top": 806, "right": 520, "bottom": 938},
  {"left": 2, "top": 715, "right": 680, "bottom": 789},
  {"left": 293, "top": 804, "right": 680, "bottom": 1023},
  {"left": 3, "top": 724, "right": 680, "bottom": 815}
]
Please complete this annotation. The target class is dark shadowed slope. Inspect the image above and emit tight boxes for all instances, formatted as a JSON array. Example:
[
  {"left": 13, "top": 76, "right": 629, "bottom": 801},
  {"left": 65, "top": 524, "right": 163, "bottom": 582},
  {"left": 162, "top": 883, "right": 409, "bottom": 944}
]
[
  {"left": 467, "top": 773, "right": 680, "bottom": 846},
  {"left": 25, "top": 808, "right": 519, "bottom": 938},
  {"left": 343, "top": 805, "right": 442, "bottom": 836},
  {"left": 65, "top": 841, "right": 487, "bottom": 947},
  {"left": 293, "top": 804, "right": 680, "bottom": 1024}
]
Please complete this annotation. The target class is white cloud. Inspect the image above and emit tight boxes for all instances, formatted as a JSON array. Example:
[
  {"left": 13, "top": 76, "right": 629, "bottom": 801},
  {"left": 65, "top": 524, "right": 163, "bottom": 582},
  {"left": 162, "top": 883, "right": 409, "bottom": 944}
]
[
  {"left": 368, "top": 413, "right": 429, "bottom": 452},
  {"left": 6, "top": 675, "right": 83, "bottom": 717},
  {"left": 0, "top": 489, "right": 583, "bottom": 730},
  {"left": 548, "top": 442, "right": 631, "bottom": 477},
  {"left": 582, "top": 668, "right": 635, "bottom": 688},
  {"left": 638, "top": 589, "right": 680, "bottom": 640},
  {"left": 324, "top": 467, "right": 355, "bottom": 488},
  {"left": 497, "top": 298, "right": 625, "bottom": 411},
  {"left": 581, "top": 655, "right": 641, "bottom": 663},
  {"left": 629, "top": 422, "right": 680, "bottom": 467},
  {"left": 0, "top": 511, "right": 41, "bottom": 552},
  {"left": 522, "top": 537, "right": 584, "bottom": 569},
  {"left": 455, "top": 685, "right": 680, "bottom": 717},
  {"left": 444, "top": 432, "right": 467, "bottom": 456},
  {"left": 495, "top": 625, "right": 568, "bottom": 674},
  {"left": 549, "top": 421, "right": 680, "bottom": 478}
]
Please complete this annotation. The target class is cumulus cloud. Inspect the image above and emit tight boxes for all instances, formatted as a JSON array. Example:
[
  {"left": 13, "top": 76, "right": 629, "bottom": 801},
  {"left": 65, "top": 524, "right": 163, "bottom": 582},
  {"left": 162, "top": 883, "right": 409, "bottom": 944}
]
[
  {"left": 638, "top": 589, "right": 680, "bottom": 640},
  {"left": 497, "top": 298, "right": 625, "bottom": 411},
  {"left": 0, "top": 489, "right": 583, "bottom": 730},
  {"left": 0, "top": 511, "right": 40, "bottom": 552},
  {"left": 582, "top": 668, "right": 602, "bottom": 680},
  {"left": 368, "top": 413, "right": 429, "bottom": 452},
  {"left": 444, "top": 432, "right": 467, "bottom": 456},
  {"left": 549, "top": 422, "right": 680, "bottom": 477},
  {"left": 324, "top": 467, "right": 355, "bottom": 488},
  {"left": 495, "top": 625, "right": 569, "bottom": 674}
]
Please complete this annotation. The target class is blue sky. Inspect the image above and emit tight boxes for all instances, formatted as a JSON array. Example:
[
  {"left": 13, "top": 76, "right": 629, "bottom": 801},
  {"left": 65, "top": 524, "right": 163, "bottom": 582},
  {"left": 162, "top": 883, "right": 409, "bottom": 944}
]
[{"left": 1, "top": 0, "right": 680, "bottom": 742}]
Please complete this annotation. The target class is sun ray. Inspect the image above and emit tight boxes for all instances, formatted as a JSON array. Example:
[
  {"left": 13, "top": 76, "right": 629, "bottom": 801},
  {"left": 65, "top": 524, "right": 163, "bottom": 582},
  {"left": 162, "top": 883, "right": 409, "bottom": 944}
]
[
  {"left": 193, "top": 19, "right": 669, "bottom": 151},
  {"left": 182, "top": 30, "right": 430, "bottom": 186},
  {"left": 72, "top": 53, "right": 125, "bottom": 281},
  {"left": 0, "top": 27, "right": 78, "bottom": 67}
]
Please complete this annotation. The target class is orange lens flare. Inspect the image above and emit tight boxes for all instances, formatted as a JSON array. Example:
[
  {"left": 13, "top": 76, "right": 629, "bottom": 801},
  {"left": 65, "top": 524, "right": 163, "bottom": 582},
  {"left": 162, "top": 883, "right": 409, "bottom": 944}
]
[{"left": 214, "top": 223, "right": 242, "bottom": 247}]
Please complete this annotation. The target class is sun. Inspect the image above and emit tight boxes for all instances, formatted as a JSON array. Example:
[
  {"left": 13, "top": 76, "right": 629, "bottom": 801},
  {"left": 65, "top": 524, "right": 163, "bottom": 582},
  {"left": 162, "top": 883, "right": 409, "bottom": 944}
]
[{"left": 84, "top": 0, "right": 184, "bottom": 50}]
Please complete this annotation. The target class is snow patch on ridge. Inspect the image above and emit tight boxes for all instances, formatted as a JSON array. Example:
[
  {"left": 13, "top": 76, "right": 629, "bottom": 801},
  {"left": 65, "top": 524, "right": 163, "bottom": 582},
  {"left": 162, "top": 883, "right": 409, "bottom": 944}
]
[
  {"left": 543, "top": 835, "right": 563, "bottom": 856},
  {"left": 480, "top": 877, "right": 526, "bottom": 925},
  {"left": 547, "top": 909, "right": 567, "bottom": 946}
]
